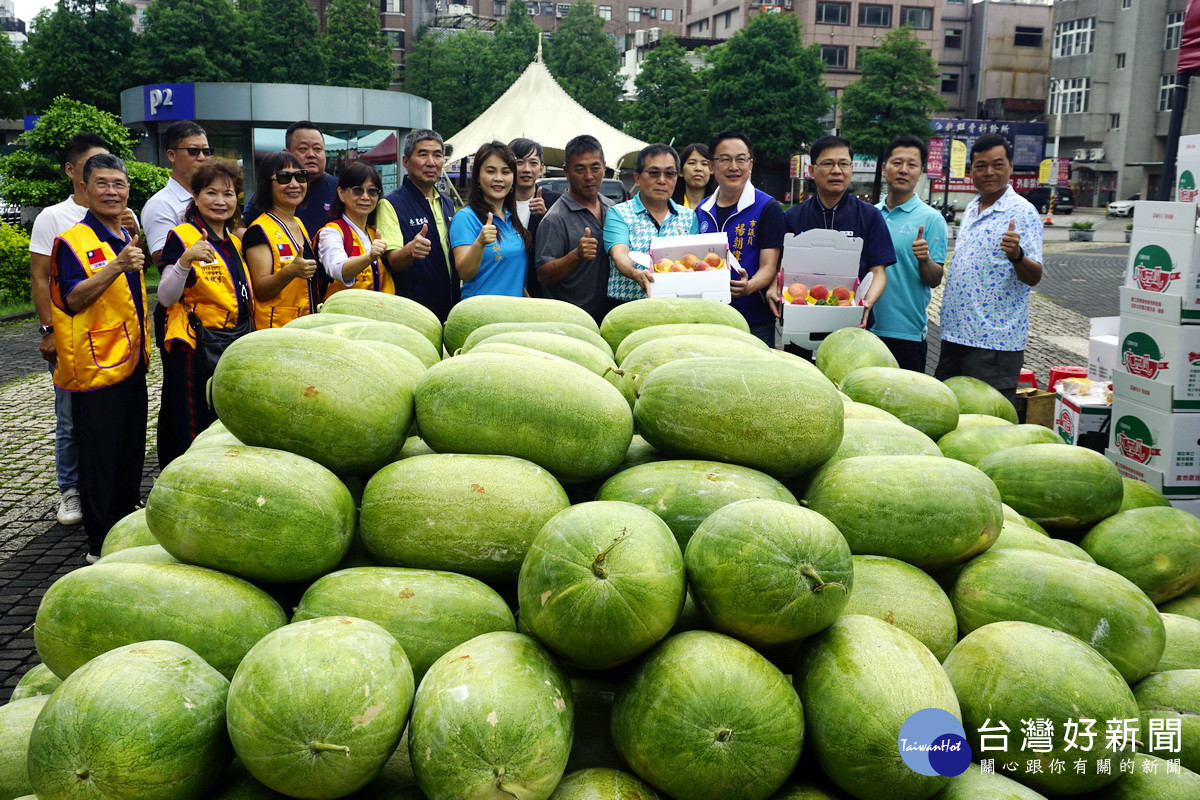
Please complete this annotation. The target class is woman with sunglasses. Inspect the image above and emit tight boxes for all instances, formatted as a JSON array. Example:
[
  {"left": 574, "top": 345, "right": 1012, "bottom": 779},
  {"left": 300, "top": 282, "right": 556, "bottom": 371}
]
[
  {"left": 672, "top": 143, "right": 718, "bottom": 210},
  {"left": 243, "top": 150, "right": 319, "bottom": 328},
  {"left": 449, "top": 141, "right": 530, "bottom": 298},
  {"left": 154, "top": 159, "right": 252, "bottom": 466},
  {"left": 314, "top": 162, "right": 393, "bottom": 300}
]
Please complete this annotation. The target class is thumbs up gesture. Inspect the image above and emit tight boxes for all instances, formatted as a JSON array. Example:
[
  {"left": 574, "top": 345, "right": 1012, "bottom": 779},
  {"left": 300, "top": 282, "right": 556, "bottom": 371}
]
[
  {"left": 117, "top": 233, "right": 145, "bottom": 272},
  {"left": 577, "top": 226, "right": 597, "bottom": 261},
  {"left": 529, "top": 186, "right": 546, "bottom": 216},
  {"left": 368, "top": 238, "right": 388, "bottom": 260},
  {"left": 911, "top": 224, "right": 929, "bottom": 263},
  {"left": 408, "top": 223, "right": 432, "bottom": 260},
  {"left": 478, "top": 213, "right": 498, "bottom": 245},
  {"left": 119, "top": 208, "right": 139, "bottom": 238},
  {"left": 181, "top": 227, "right": 216, "bottom": 268},
  {"left": 1000, "top": 218, "right": 1022, "bottom": 263}
]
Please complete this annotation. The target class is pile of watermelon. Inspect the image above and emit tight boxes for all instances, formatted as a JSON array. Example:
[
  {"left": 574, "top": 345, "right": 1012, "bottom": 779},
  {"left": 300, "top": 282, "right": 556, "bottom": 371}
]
[{"left": 4, "top": 290, "right": 1200, "bottom": 800}]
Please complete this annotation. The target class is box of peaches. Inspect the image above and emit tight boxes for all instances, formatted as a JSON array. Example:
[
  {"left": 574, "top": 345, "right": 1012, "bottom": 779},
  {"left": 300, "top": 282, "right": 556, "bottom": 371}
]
[
  {"left": 627, "top": 233, "right": 739, "bottom": 303},
  {"left": 779, "top": 229, "right": 870, "bottom": 349}
]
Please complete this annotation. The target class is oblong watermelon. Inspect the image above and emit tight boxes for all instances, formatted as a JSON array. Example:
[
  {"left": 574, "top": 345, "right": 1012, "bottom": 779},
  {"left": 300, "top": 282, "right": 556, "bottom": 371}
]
[
  {"left": 468, "top": 330, "right": 626, "bottom": 402},
  {"left": 1158, "top": 612, "right": 1200, "bottom": 670},
  {"left": 1118, "top": 476, "right": 1173, "bottom": 512},
  {"left": 409, "top": 632, "right": 573, "bottom": 800},
  {"left": 319, "top": 287, "right": 443, "bottom": 351},
  {"left": 0, "top": 695, "right": 49, "bottom": 800},
  {"left": 1161, "top": 593, "right": 1200, "bottom": 619},
  {"left": 312, "top": 319, "right": 440, "bottom": 367},
  {"left": 942, "top": 375, "right": 1019, "bottom": 423},
  {"left": 1085, "top": 753, "right": 1200, "bottom": 798},
  {"left": 614, "top": 322, "right": 769, "bottom": 363},
  {"left": 934, "top": 766, "right": 1051, "bottom": 798},
  {"left": 1135, "top": 669, "right": 1200, "bottom": 775},
  {"left": 843, "top": 554, "right": 958, "bottom": 660},
  {"left": 8, "top": 663, "right": 60, "bottom": 701},
  {"left": 599, "top": 297, "right": 750, "bottom": 351},
  {"left": 95, "top": 544, "right": 181, "bottom": 565},
  {"left": 619, "top": 334, "right": 777, "bottom": 394},
  {"left": 227, "top": 617, "right": 414, "bottom": 799},
  {"left": 1081, "top": 507, "right": 1200, "bottom": 603},
  {"left": 34, "top": 561, "right": 288, "bottom": 679},
  {"left": 954, "top": 413, "right": 1015, "bottom": 429},
  {"left": 612, "top": 631, "right": 804, "bottom": 800},
  {"left": 187, "top": 419, "right": 244, "bottom": 451},
  {"left": 936, "top": 423, "right": 1061, "bottom": 466},
  {"left": 943, "top": 621, "right": 1139, "bottom": 795},
  {"left": 461, "top": 320, "right": 614, "bottom": 359},
  {"left": 635, "top": 357, "right": 843, "bottom": 477},
  {"left": 977, "top": 443, "right": 1124, "bottom": 528},
  {"left": 146, "top": 445, "right": 355, "bottom": 583},
  {"left": 839, "top": 366, "right": 960, "bottom": 439},
  {"left": 951, "top": 548, "right": 1166, "bottom": 682},
  {"left": 842, "top": 400, "right": 903, "bottom": 422},
  {"left": 27, "top": 640, "right": 230, "bottom": 800},
  {"left": 814, "top": 327, "right": 899, "bottom": 387},
  {"left": 359, "top": 453, "right": 570, "bottom": 581},
  {"left": 99, "top": 507, "right": 155, "bottom": 555},
  {"left": 444, "top": 295, "right": 599, "bottom": 354}
]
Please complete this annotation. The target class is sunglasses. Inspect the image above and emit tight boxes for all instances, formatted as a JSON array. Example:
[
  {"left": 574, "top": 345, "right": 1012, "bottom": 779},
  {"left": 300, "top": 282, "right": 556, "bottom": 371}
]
[
  {"left": 273, "top": 170, "right": 309, "bottom": 185},
  {"left": 348, "top": 186, "right": 381, "bottom": 198},
  {"left": 172, "top": 147, "right": 214, "bottom": 157}
]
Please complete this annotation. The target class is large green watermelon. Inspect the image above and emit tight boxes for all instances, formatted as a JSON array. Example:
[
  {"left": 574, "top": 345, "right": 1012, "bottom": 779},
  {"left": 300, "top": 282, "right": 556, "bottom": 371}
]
[
  {"left": 1158, "top": 612, "right": 1200, "bottom": 670},
  {"left": 1161, "top": 593, "right": 1200, "bottom": 619},
  {"left": 468, "top": 330, "right": 625, "bottom": 401},
  {"left": 319, "top": 288, "right": 443, "bottom": 351},
  {"left": 518, "top": 501, "right": 685, "bottom": 669},
  {"left": 444, "top": 295, "right": 599, "bottom": 354},
  {"left": 976, "top": 443, "right": 1123, "bottom": 529},
  {"left": 8, "top": 663, "right": 60, "bottom": 701},
  {"left": 409, "top": 632, "right": 573, "bottom": 800},
  {"left": 599, "top": 297, "right": 750, "bottom": 351},
  {"left": 461, "top": 321, "right": 614, "bottom": 359},
  {"left": 359, "top": 453, "right": 570, "bottom": 581},
  {"left": 635, "top": 357, "right": 843, "bottom": 477},
  {"left": 685, "top": 499, "right": 852, "bottom": 646},
  {"left": 227, "top": 617, "right": 414, "bottom": 799},
  {"left": 612, "top": 631, "right": 804, "bottom": 800},
  {"left": 953, "top": 413, "right": 1015, "bottom": 429},
  {"left": 839, "top": 366, "right": 960, "bottom": 439},
  {"left": 98, "top": 507, "right": 155, "bottom": 555},
  {"left": 307, "top": 318, "right": 441, "bottom": 367},
  {"left": 146, "top": 445, "right": 355, "bottom": 583},
  {"left": 614, "top": 322, "right": 769, "bottom": 363},
  {"left": 1134, "top": 669, "right": 1200, "bottom": 774},
  {"left": 549, "top": 768, "right": 663, "bottom": 799},
  {"left": 932, "top": 768, "right": 1049, "bottom": 798},
  {"left": 951, "top": 548, "right": 1165, "bottom": 682},
  {"left": 936, "top": 424, "right": 1060, "bottom": 466},
  {"left": 95, "top": 543, "right": 181, "bottom": 565},
  {"left": 293, "top": 567, "right": 515, "bottom": 683},
  {"left": 188, "top": 419, "right": 244, "bottom": 451},
  {"left": 842, "top": 400, "right": 903, "bottom": 422},
  {"left": 1083, "top": 753, "right": 1200, "bottom": 799},
  {"left": 943, "top": 621, "right": 1138, "bottom": 795},
  {"left": 1081, "top": 507, "right": 1200, "bottom": 603},
  {"left": 942, "top": 375, "right": 1019, "bottom": 423},
  {"left": 0, "top": 695, "right": 49, "bottom": 800},
  {"left": 843, "top": 555, "right": 958, "bottom": 660},
  {"left": 1117, "top": 477, "right": 1173, "bottom": 512},
  {"left": 618, "top": 334, "right": 777, "bottom": 394},
  {"left": 814, "top": 327, "right": 899, "bottom": 387},
  {"left": 27, "top": 640, "right": 231, "bottom": 800}
]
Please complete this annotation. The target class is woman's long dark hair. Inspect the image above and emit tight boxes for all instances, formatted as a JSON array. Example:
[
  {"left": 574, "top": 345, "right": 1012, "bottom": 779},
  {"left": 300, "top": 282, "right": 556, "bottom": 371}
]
[
  {"left": 327, "top": 161, "right": 383, "bottom": 227},
  {"left": 673, "top": 143, "right": 718, "bottom": 205},
  {"left": 467, "top": 141, "right": 529, "bottom": 247},
  {"left": 252, "top": 150, "right": 304, "bottom": 217}
]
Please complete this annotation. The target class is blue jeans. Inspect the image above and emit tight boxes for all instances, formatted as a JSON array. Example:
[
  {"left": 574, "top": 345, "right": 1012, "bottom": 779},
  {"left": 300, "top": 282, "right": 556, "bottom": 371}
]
[
  {"left": 749, "top": 320, "right": 778, "bottom": 349},
  {"left": 50, "top": 363, "right": 78, "bottom": 492}
]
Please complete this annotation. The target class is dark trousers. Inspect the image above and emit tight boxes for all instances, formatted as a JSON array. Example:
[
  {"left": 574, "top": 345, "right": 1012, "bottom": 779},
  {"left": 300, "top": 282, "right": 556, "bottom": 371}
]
[
  {"left": 158, "top": 344, "right": 216, "bottom": 469},
  {"left": 934, "top": 340, "right": 1024, "bottom": 403},
  {"left": 880, "top": 336, "right": 929, "bottom": 374},
  {"left": 72, "top": 371, "right": 148, "bottom": 555}
]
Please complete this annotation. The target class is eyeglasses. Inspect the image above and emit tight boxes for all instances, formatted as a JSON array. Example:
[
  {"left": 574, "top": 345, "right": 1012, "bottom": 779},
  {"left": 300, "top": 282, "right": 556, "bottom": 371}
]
[
  {"left": 643, "top": 170, "right": 679, "bottom": 181},
  {"left": 816, "top": 160, "right": 854, "bottom": 171},
  {"left": 92, "top": 180, "right": 129, "bottom": 191},
  {"left": 348, "top": 186, "right": 381, "bottom": 198},
  {"left": 171, "top": 147, "right": 214, "bottom": 158},
  {"left": 713, "top": 155, "right": 751, "bottom": 167},
  {"left": 273, "top": 170, "right": 309, "bottom": 185}
]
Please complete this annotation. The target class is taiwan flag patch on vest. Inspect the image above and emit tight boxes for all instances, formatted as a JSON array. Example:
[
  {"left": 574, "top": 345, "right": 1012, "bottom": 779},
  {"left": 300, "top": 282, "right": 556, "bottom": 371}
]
[
  {"left": 86, "top": 248, "right": 107, "bottom": 266},
  {"left": 276, "top": 242, "right": 295, "bottom": 262}
]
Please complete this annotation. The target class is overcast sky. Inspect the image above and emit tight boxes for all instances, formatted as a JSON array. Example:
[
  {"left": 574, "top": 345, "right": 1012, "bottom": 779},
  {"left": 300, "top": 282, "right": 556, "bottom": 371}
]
[{"left": 13, "top": 0, "right": 56, "bottom": 25}]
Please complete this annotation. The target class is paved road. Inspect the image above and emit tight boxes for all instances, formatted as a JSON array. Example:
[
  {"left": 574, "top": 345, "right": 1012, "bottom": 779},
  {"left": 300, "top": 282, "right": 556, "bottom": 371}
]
[{"left": 0, "top": 245, "right": 1127, "bottom": 695}]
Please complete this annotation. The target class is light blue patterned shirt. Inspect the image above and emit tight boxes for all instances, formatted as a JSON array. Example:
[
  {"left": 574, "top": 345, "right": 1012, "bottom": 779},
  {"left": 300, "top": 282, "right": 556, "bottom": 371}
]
[
  {"left": 940, "top": 186, "right": 1042, "bottom": 351},
  {"left": 604, "top": 195, "right": 698, "bottom": 301}
]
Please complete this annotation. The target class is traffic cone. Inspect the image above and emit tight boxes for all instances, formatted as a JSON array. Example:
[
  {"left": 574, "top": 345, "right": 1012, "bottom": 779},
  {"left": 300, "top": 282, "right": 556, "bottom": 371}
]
[{"left": 1044, "top": 209, "right": 1053, "bottom": 226}]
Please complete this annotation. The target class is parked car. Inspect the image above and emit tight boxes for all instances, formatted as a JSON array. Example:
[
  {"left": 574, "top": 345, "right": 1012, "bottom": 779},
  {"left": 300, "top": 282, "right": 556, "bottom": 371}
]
[
  {"left": 1019, "top": 186, "right": 1074, "bottom": 215},
  {"left": 1107, "top": 193, "right": 1140, "bottom": 217},
  {"left": 536, "top": 178, "right": 629, "bottom": 210}
]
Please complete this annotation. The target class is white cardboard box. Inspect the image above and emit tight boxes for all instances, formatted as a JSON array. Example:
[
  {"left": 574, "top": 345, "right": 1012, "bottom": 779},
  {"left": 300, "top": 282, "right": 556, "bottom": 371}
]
[
  {"left": 1169, "top": 496, "right": 1200, "bottom": 517},
  {"left": 1089, "top": 317, "right": 1120, "bottom": 382},
  {"left": 628, "top": 233, "right": 735, "bottom": 302},
  {"left": 1120, "top": 202, "right": 1200, "bottom": 322},
  {"left": 1108, "top": 396, "right": 1200, "bottom": 494},
  {"left": 778, "top": 229, "right": 868, "bottom": 349},
  {"left": 1054, "top": 394, "right": 1111, "bottom": 452},
  {"left": 1177, "top": 134, "right": 1200, "bottom": 204},
  {"left": 1110, "top": 315, "right": 1200, "bottom": 411}
]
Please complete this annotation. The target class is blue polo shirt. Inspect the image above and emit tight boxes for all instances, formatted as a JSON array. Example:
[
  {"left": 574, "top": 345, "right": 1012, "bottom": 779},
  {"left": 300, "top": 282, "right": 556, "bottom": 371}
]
[
  {"left": 604, "top": 195, "right": 698, "bottom": 301},
  {"left": 870, "top": 195, "right": 947, "bottom": 343},
  {"left": 449, "top": 207, "right": 527, "bottom": 298},
  {"left": 783, "top": 194, "right": 896, "bottom": 279},
  {"left": 55, "top": 210, "right": 145, "bottom": 322}
]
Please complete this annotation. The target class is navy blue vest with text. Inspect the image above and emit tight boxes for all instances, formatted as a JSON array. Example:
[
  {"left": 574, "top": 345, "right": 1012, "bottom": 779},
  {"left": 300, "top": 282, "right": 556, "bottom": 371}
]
[
  {"left": 696, "top": 188, "right": 776, "bottom": 325},
  {"left": 384, "top": 176, "right": 459, "bottom": 322}
]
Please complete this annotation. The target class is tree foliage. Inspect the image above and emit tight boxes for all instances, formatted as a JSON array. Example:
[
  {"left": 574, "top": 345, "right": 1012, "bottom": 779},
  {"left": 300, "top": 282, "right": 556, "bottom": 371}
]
[
  {"left": 323, "top": 0, "right": 395, "bottom": 90},
  {"left": 0, "top": 35, "right": 25, "bottom": 118},
  {"left": 706, "top": 13, "right": 829, "bottom": 161},
  {"left": 490, "top": 1, "right": 540, "bottom": 90},
  {"left": 545, "top": 1, "right": 623, "bottom": 126},
  {"left": 405, "top": 28, "right": 498, "bottom": 139},
  {"left": 21, "top": 0, "right": 136, "bottom": 113},
  {"left": 624, "top": 34, "right": 708, "bottom": 146},
  {"left": 132, "top": 0, "right": 245, "bottom": 84},
  {"left": 239, "top": 0, "right": 327, "bottom": 85}
]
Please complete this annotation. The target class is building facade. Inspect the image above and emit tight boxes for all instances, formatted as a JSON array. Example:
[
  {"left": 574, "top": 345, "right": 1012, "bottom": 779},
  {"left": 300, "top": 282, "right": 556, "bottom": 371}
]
[{"left": 967, "top": 0, "right": 1052, "bottom": 121}]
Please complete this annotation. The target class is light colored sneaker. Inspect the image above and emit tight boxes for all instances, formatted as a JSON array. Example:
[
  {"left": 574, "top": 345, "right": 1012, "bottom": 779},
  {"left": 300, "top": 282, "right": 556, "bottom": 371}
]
[
  {"left": 85, "top": 552, "right": 100, "bottom": 564},
  {"left": 57, "top": 487, "right": 83, "bottom": 526}
]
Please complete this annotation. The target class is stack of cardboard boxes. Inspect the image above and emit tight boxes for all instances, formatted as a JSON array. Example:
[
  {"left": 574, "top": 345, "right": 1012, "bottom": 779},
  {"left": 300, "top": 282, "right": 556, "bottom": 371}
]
[{"left": 1107, "top": 200, "right": 1200, "bottom": 515}]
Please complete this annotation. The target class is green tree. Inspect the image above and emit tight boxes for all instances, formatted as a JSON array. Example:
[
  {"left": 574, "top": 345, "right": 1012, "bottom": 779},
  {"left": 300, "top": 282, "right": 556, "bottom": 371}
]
[
  {"left": 240, "top": 0, "right": 327, "bottom": 84},
  {"left": 405, "top": 28, "right": 498, "bottom": 139},
  {"left": 706, "top": 13, "right": 829, "bottom": 161},
  {"left": 322, "top": 0, "right": 395, "bottom": 90},
  {"left": 624, "top": 33, "right": 707, "bottom": 146},
  {"left": 490, "top": 0, "right": 540, "bottom": 89},
  {"left": 21, "top": 0, "right": 136, "bottom": 113},
  {"left": 545, "top": 1, "right": 623, "bottom": 126},
  {"left": 0, "top": 34, "right": 25, "bottom": 118},
  {"left": 132, "top": 0, "right": 245, "bottom": 84},
  {"left": 840, "top": 27, "right": 944, "bottom": 199}
]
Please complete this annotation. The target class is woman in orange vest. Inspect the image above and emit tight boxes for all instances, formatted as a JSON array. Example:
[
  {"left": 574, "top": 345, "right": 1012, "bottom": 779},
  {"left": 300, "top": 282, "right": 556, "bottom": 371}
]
[
  {"left": 243, "top": 150, "right": 319, "bottom": 328},
  {"left": 155, "top": 159, "right": 253, "bottom": 466},
  {"left": 314, "top": 161, "right": 393, "bottom": 299}
]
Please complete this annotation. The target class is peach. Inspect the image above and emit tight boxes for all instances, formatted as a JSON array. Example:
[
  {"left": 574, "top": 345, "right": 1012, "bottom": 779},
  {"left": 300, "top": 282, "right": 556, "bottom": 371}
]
[
  {"left": 670, "top": 262, "right": 688, "bottom": 272},
  {"left": 790, "top": 295, "right": 806, "bottom": 305},
  {"left": 680, "top": 254, "right": 700, "bottom": 269},
  {"left": 654, "top": 258, "right": 674, "bottom": 273},
  {"left": 832, "top": 285, "right": 851, "bottom": 301},
  {"left": 787, "top": 282, "right": 809, "bottom": 299},
  {"left": 809, "top": 284, "right": 829, "bottom": 301},
  {"left": 703, "top": 252, "right": 724, "bottom": 269},
  {"left": 837, "top": 300, "right": 853, "bottom": 306}
]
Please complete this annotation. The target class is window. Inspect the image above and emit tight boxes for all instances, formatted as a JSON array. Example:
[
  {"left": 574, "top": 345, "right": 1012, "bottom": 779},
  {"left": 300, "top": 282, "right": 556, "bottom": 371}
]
[
  {"left": 645, "top": 7, "right": 658, "bottom": 18},
  {"left": 540, "top": 2, "right": 554, "bottom": 15},
  {"left": 380, "top": 0, "right": 402, "bottom": 12},
  {"left": 1050, "top": 77, "right": 1090, "bottom": 114},
  {"left": 941, "top": 72, "right": 959, "bottom": 94},
  {"left": 662, "top": 8, "right": 673, "bottom": 20},
  {"left": 944, "top": 28, "right": 962, "bottom": 49},
  {"left": 1110, "top": 114, "right": 1121, "bottom": 129},
  {"left": 1167, "top": 11, "right": 1184, "bottom": 50},
  {"left": 722, "top": 9, "right": 735, "bottom": 28},
  {"left": 816, "top": 2, "right": 849, "bottom": 24},
  {"left": 1121, "top": 0, "right": 1131, "bottom": 7},
  {"left": 1014, "top": 26, "right": 1044, "bottom": 47},
  {"left": 821, "top": 45, "right": 848, "bottom": 69},
  {"left": 557, "top": 3, "right": 570, "bottom": 16},
  {"left": 859, "top": 4, "right": 891, "bottom": 26},
  {"left": 384, "top": 29, "right": 404, "bottom": 49},
  {"left": 598, "top": 4, "right": 612, "bottom": 19},
  {"left": 494, "top": 0, "right": 506, "bottom": 12},
  {"left": 899, "top": 7, "right": 932, "bottom": 29},
  {"left": 1161, "top": 75, "right": 1178, "bottom": 111},
  {"left": 628, "top": 6, "right": 641, "bottom": 20},
  {"left": 1052, "top": 18, "right": 1094, "bottom": 57},
  {"left": 1115, "top": 52, "right": 1126, "bottom": 69}
]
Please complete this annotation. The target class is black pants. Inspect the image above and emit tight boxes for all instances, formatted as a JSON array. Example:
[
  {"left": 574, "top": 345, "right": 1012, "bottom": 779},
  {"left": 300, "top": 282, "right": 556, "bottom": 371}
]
[
  {"left": 158, "top": 344, "right": 216, "bottom": 469},
  {"left": 934, "top": 340, "right": 1024, "bottom": 403},
  {"left": 880, "top": 336, "right": 929, "bottom": 374},
  {"left": 72, "top": 370, "right": 148, "bottom": 555}
]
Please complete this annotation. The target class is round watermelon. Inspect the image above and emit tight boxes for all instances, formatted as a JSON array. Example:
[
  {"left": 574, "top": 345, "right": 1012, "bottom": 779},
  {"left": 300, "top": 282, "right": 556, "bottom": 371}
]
[
  {"left": 549, "top": 768, "right": 663, "bottom": 799},
  {"left": 1081, "top": 507, "right": 1200, "bottom": 603},
  {"left": 0, "top": 695, "right": 49, "bottom": 800},
  {"left": 839, "top": 366, "right": 960, "bottom": 439},
  {"left": 814, "top": 327, "right": 899, "bottom": 387}
]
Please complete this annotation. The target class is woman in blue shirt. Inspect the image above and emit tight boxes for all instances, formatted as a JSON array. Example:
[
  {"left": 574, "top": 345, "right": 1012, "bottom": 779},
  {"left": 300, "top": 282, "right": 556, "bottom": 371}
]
[{"left": 449, "top": 141, "right": 530, "bottom": 298}]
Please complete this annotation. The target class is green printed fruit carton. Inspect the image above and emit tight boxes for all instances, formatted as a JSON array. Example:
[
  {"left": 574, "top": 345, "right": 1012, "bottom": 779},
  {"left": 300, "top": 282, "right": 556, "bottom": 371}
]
[
  {"left": 1121, "top": 202, "right": 1200, "bottom": 324},
  {"left": 1112, "top": 315, "right": 1200, "bottom": 411},
  {"left": 1108, "top": 395, "right": 1200, "bottom": 494}
]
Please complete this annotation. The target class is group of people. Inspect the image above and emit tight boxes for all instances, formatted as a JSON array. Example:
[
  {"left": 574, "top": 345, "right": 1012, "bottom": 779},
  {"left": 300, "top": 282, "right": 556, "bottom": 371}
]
[{"left": 30, "top": 117, "right": 1043, "bottom": 561}]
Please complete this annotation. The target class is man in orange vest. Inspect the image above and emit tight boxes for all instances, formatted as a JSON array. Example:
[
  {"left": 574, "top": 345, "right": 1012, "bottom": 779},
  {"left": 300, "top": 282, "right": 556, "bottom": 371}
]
[{"left": 49, "top": 154, "right": 150, "bottom": 562}]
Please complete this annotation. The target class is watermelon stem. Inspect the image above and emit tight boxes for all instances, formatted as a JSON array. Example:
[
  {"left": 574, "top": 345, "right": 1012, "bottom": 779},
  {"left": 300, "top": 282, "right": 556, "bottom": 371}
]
[
  {"left": 310, "top": 741, "right": 351, "bottom": 756},
  {"left": 716, "top": 728, "right": 733, "bottom": 742},
  {"left": 494, "top": 766, "right": 521, "bottom": 799},
  {"left": 800, "top": 564, "right": 843, "bottom": 594},
  {"left": 592, "top": 529, "right": 631, "bottom": 579}
]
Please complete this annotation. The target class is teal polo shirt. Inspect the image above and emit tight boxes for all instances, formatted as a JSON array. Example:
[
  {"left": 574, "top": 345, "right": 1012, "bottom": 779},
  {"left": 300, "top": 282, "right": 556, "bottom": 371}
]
[
  {"left": 604, "top": 194, "right": 698, "bottom": 301},
  {"left": 870, "top": 195, "right": 948, "bottom": 343}
]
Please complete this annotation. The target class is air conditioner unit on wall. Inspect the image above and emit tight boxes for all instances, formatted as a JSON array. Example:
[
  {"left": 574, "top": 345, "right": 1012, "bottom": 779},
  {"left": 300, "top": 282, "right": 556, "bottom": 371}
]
[
  {"left": 1073, "top": 148, "right": 1089, "bottom": 161},
  {"left": 635, "top": 29, "right": 647, "bottom": 46},
  {"left": 1090, "top": 148, "right": 1106, "bottom": 162}
]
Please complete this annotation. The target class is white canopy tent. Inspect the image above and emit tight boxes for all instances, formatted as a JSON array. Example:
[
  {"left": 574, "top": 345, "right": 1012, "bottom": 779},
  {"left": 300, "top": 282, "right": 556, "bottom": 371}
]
[{"left": 442, "top": 53, "right": 649, "bottom": 171}]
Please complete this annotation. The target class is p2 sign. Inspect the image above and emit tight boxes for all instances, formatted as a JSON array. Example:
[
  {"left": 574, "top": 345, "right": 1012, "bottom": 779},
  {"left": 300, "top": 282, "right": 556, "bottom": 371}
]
[{"left": 143, "top": 84, "right": 195, "bottom": 122}]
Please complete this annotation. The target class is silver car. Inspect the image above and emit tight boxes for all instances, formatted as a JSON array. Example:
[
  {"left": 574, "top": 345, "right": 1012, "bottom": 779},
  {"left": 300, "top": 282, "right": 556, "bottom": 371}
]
[{"left": 1107, "top": 194, "right": 1140, "bottom": 217}]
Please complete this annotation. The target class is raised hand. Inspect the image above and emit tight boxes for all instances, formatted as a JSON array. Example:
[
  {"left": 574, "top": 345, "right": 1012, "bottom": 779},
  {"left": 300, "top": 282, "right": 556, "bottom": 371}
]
[
  {"left": 529, "top": 186, "right": 546, "bottom": 217},
  {"left": 181, "top": 228, "right": 216, "bottom": 268},
  {"left": 115, "top": 234, "right": 145, "bottom": 272},
  {"left": 478, "top": 213, "right": 498, "bottom": 245},
  {"left": 119, "top": 208, "right": 139, "bottom": 238},
  {"left": 368, "top": 238, "right": 388, "bottom": 260},
  {"left": 577, "top": 226, "right": 597, "bottom": 261},
  {"left": 1000, "top": 218, "right": 1022, "bottom": 262},
  {"left": 912, "top": 225, "right": 929, "bottom": 263},
  {"left": 408, "top": 223, "right": 432, "bottom": 260},
  {"left": 288, "top": 255, "right": 318, "bottom": 280}
]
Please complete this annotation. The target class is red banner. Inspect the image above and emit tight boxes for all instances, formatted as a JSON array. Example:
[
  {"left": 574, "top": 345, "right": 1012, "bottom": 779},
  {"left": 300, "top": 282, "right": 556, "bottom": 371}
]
[{"left": 1180, "top": 0, "right": 1200, "bottom": 74}]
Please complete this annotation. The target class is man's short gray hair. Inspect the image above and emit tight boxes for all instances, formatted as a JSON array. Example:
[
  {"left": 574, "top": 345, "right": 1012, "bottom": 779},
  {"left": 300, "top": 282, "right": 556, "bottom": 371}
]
[
  {"left": 82, "top": 153, "right": 127, "bottom": 182},
  {"left": 403, "top": 129, "right": 444, "bottom": 158}
]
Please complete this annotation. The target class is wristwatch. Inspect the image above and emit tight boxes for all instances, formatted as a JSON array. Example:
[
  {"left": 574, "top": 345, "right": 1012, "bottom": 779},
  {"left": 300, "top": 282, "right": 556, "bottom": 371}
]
[{"left": 39, "top": 324, "right": 53, "bottom": 337}]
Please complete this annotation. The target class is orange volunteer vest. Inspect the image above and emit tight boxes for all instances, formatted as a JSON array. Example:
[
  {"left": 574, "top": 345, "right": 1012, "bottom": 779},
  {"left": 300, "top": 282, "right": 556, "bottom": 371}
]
[
  {"left": 247, "top": 212, "right": 314, "bottom": 329},
  {"left": 318, "top": 217, "right": 395, "bottom": 300},
  {"left": 163, "top": 222, "right": 252, "bottom": 351}
]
